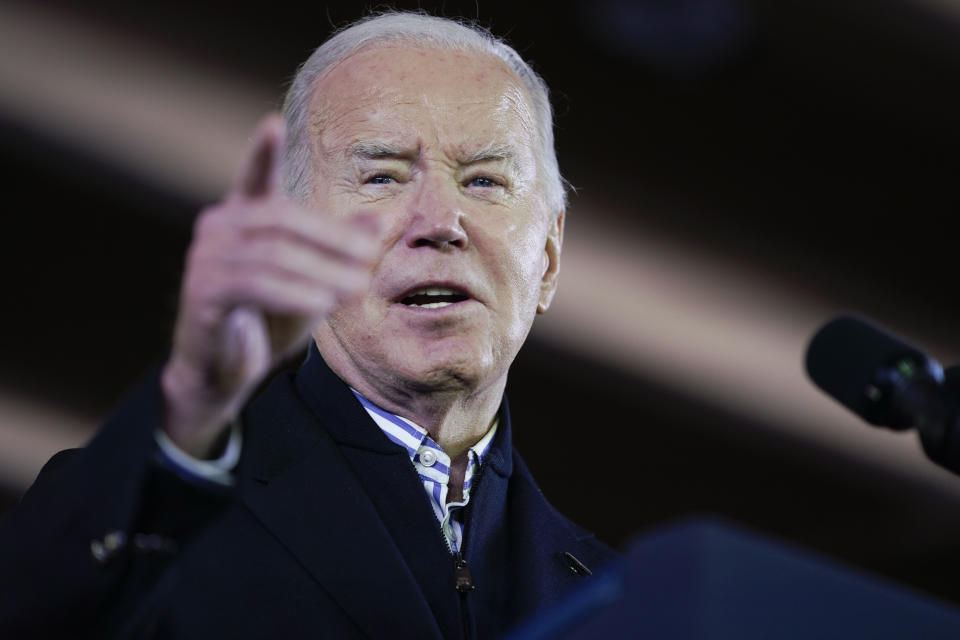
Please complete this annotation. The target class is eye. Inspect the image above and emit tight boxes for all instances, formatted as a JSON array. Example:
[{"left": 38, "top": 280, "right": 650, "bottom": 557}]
[
  {"left": 366, "top": 174, "right": 395, "bottom": 185},
  {"left": 467, "top": 175, "right": 498, "bottom": 188}
]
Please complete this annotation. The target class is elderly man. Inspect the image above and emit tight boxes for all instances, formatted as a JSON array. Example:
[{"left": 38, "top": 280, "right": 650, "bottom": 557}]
[{"left": 0, "top": 12, "right": 617, "bottom": 639}]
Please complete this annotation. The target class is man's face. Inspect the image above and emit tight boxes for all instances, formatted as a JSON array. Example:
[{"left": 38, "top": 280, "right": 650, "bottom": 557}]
[{"left": 309, "top": 45, "right": 562, "bottom": 397}]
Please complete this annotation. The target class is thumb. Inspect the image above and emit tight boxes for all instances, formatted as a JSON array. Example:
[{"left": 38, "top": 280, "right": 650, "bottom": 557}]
[
  {"left": 234, "top": 113, "right": 286, "bottom": 199},
  {"left": 218, "top": 306, "right": 270, "bottom": 396}
]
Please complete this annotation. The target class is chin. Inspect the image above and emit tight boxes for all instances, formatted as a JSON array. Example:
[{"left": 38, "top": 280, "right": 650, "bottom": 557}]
[{"left": 388, "top": 337, "right": 499, "bottom": 394}]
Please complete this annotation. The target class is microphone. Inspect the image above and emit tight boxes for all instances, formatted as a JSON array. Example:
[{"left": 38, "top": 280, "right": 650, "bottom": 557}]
[{"left": 805, "top": 315, "right": 960, "bottom": 474}]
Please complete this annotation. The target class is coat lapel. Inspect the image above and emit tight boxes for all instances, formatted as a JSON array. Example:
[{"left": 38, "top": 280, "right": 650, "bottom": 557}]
[
  {"left": 506, "top": 453, "right": 602, "bottom": 614},
  {"left": 292, "top": 347, "right": 465, "bottom": 639},
  {"left": 493, "top": 399, "right": 618, "bottom": 621},
  {"left": 463, "top": 398, "right": 607, "bottom": 637},
  {"left": 237, "top": 360, "right": 444, "bottom": 640},
  {"left": 234, "top": 346, "right": 615, "bottom": 639},
  {"left": 335, "top": 445, "right": 465, "bottom": 639}
]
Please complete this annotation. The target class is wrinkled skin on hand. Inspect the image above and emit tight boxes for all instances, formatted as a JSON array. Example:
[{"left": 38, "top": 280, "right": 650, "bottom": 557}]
[{"left": 161, "top": 114, "right": 380, "bottom": 458}]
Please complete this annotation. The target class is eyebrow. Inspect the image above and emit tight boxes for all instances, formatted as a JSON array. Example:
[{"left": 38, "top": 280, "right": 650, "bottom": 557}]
[
  {"left": 347, "top": 141, "right": 516, "bottom": 166},
  {"left": 459, "top": 143, "right": 515, "bottom": 165},
  {"left": 349, "top": 141, "right": 418, "bottom": 161}
]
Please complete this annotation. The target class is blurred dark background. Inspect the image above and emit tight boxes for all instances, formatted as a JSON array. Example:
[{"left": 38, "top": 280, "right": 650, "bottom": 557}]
[{"left": 4, "top": 0, "right": 960, "bottom": 607}]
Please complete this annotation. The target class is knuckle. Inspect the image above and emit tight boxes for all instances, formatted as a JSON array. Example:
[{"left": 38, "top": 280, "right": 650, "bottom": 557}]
[
  {"left": 311, "top": 290, "right": 337, "bottom": 314},
  {"left": 183, "top": 245, "right": 216, "bottom": 280},
  {"left": 336, "top": 268, "right": 369, "bottom": 293},
  {"left": 259, "top": 239, "right": 284, "bottom": 264},
  {"left": 187, "top": 271, "right": 220, "bottom": 302}
]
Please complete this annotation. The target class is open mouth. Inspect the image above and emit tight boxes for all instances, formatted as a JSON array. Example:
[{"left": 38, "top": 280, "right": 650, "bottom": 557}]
[{"left": 399, "top": 286, "right": 470, "bottom": 309}]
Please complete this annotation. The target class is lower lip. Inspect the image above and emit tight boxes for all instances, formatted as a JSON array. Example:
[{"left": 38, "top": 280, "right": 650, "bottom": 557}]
[{"left": 393, "top": 299, "right": 477, "bottom": 313}]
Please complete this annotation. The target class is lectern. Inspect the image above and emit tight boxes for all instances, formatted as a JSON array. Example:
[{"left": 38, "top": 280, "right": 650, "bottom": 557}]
[{"left": 506, "top": 518, "right": 960, "bottom": 639}]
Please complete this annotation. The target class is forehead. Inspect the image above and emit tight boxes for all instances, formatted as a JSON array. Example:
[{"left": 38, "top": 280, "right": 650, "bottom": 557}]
[{"left": 309, "top": 45, "right": 537, "bottom": 156}]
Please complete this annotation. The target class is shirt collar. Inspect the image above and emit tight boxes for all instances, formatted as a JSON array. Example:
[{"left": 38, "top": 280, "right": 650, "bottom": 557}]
[{"left": 349, "top": 388, "right": 498, "bottom": 466}]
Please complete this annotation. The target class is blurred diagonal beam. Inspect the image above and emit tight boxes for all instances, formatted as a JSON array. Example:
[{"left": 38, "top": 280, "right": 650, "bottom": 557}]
[
  {"left": 2, "top": 1, "right": 960, "bottom": 500},
  {"left": 0, "top": 393, "right": 94, "bottom": 490},
  {"left": 534, "top": 208, "right": 960, "bottom": 496},
  {"left": 0, "top": 2, "right": 274, "bottom": 204}
]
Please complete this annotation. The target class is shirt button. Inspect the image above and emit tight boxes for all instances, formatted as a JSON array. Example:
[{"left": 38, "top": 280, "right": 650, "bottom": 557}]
[{"left": 420, "top": 450, "right": 437, "bottom": 466}]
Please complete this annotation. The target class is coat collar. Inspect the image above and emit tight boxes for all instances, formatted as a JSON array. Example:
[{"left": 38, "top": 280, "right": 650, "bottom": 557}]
[
  {"left": 237, "top": 349, "right": 444, "bottom": 640},
  {"left": 290, "top": 344, "right": 521, "bottom": 638},
  {"left": 293, "top": 344, "right": 403, "bottom": 455},
  {"left": 293, "top": 343, "right": 515, "bottom": 482},
  {"left": 236, "top": 344, "right": 609, "bottom": 638}
]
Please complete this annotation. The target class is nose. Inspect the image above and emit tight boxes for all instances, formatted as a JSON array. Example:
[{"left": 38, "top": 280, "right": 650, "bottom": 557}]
[{"left": 403, "top": 178, "right": 469, "bottom": 250}]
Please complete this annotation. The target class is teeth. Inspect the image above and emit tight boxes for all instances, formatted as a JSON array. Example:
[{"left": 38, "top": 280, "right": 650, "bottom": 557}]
[
  {"left": 412, "top": 287, "right": 457, "bottom": 296},
  {"left": 400, "top": 285, "right": 468, "bottom": 308}
]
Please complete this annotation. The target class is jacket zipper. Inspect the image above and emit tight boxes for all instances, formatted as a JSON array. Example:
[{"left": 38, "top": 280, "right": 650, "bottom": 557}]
[
  {"left": 454, "top": 461, "right": 486, "bottom": 640},
  {"left": 406, "top": 452, "right": 484, "bottom": 639}
]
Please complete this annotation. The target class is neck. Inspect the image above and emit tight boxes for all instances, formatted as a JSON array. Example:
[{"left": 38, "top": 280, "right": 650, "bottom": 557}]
[
  {"left": 371, "top": 382, "right": 503, "bottom": 458},
  {"left": 316, "top": 340, "right": 505, "bottom": 459}
]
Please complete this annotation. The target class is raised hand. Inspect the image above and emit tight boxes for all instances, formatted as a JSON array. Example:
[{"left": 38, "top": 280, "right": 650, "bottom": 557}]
[{"left": 160, "top": 114, "right": 379, "bottom": 458}]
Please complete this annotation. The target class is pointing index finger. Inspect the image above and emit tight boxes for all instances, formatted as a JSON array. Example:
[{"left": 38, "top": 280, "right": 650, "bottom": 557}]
[{"left": 235, "top": 113, "right": 286, "bottom": 199}]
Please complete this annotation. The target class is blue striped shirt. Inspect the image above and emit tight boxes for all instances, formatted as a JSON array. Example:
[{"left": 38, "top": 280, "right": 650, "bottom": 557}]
[{"left": 350, "top": 389, "right": 498, "bottom": 555}]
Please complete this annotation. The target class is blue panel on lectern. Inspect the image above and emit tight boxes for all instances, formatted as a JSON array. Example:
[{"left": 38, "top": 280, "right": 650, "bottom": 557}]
[{"left": 505, "top": 517, "right": 960, "bottom": 639}]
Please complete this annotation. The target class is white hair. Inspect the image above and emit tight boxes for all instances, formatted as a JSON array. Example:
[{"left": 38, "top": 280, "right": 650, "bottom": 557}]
[{"left": 280, "top": 11, "right": 567, "bottom": 215}]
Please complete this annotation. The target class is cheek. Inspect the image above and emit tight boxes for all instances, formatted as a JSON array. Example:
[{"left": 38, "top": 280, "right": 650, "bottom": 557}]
[
  {"left": 327, "top": 297, "right": 364, "bottom": 333},
  {"left": 498, "top": 221, "right": 549, "bottom": 306}
]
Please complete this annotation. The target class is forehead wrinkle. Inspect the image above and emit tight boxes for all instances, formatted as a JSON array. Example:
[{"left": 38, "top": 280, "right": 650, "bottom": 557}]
[
  {"left": 306, "top": 45, "right": 540, "bottom": 173},
  {"left": 309, "top": 81, "right": 416, "bottom": 153},
  {"left": 314, "top": 109, "right": 415, "bottom": 160},
  {"left": 496, "top": 86, "right": 537, "bottom": 146},
  {"left": 431, "top": 88, "right": 538, "bottom": 173},
  {"left": 432, "top": 94, "right": 533, "bottom": 168}
]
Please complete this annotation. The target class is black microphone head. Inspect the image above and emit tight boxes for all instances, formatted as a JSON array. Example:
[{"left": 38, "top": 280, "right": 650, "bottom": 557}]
[{"left": 805, "top": 315, "right": 936, "bottom": 426}]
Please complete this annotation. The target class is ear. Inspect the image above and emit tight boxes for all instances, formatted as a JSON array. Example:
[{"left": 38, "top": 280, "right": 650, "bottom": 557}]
[{"left": 537, "top": 211, "right": 565, "bottom": 314}]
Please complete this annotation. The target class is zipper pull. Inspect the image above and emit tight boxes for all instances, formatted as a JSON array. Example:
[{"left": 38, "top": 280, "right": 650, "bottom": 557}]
[{"left": 454, "top": 551, "right": 475, "bottom": 593}]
